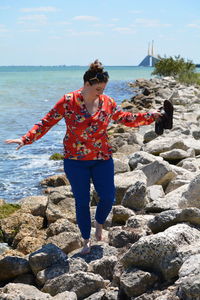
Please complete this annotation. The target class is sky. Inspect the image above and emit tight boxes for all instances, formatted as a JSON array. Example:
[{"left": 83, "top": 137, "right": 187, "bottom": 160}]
[{"left": 0, "top": 0, "right": 200, "bottom": 66}]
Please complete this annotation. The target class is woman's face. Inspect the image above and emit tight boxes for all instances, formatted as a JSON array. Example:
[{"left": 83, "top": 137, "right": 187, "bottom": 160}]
[{"left": 84, "top": 82, "right": 107, "bottom": 99}]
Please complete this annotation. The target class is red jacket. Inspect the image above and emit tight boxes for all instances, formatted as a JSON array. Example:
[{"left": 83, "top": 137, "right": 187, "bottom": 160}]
[{"left": 22, "top": 89, "right": 156, "bottom": 160}]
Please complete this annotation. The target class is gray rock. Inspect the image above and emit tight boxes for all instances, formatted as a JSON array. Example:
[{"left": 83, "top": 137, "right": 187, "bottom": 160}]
[
  {"left": 114, "top": 170, "right": 147, "bottom": 205},
  {"left": 180, "top": 173, "right": 200, "bottom": 208},
  {"left": 122, "top": 178, "right": 147, "bottom": 210},
  {"left": 120, "top": 224, "right": 200, "bottom": 281},
  {"left": 46, "top": 186, "right": 76, "bottom": 224},
  {"left": 46, "top": 231, "right": 82, "bottom": 254},
  {"left": 40, "top": 174, "right": 69, "bottom": 187},
  {"left": 146, "top": 185, "right": 165, "bottom": 202},
  {"left": 120, "top": 267, "right": 158, "bottom": 297},
  {"left": 36, "top": 263, "right": 69, "bottom": 285},
  {"left": 160, "top": 148, "right": 195, "bottom": 161},
  {"left": 42, "top": 271, "right": 105, "bottom": 299},
  {"left": 29, "top": 243, "right": 68, "bottom": 275},
  {"left": 148, "top": 208, "right": 200, "bottom": 233},
  {"left": 108, "top": 226, "right": 144, "bottom": 248},
  {"left": 113, "top": 157, "right": 129, "bottom": 174},
  {"left": 128, "top": 151, "right": 161, "bottom": 170},
  {"left": 68, "top": 257, "right": 88, "bottom": 273},
  {"left": 140, "top": 160, "right": 176, "bottom": 188},
  {"left": 46, "top": 218, "right": 79, "bottom": 237},
  {"left": 90, "top": 256, "right": 118, "bottom": 280},
  {"left": 0, "top": 256, "right": 31, "bottom": 281},
  {"left": 0, "top": 283, "right": 77, "bottom": 300},
  {"left": 112, "top": 205, "right": 135, "bottom": 225},
  {"left": 20, "top": 196, "right": 48, "bottom": 217}
]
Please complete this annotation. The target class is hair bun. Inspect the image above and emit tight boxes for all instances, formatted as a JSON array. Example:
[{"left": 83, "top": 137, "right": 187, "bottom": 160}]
[{"left": 89, "top": 59, "right": 103, "bottom": 73}]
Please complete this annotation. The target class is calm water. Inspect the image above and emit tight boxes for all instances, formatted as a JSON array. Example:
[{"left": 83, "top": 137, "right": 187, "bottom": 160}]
[{"left": 0, "top": 65, "right": 159, "bottom": 202}]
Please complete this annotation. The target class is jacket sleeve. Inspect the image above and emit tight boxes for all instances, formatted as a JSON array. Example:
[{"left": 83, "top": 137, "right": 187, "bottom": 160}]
[
  {"left": 21, "top": 95, "right": 66, "bottom": 145},
  {"left": 111, "top": 102, "right": 156, "bottom": 127}
]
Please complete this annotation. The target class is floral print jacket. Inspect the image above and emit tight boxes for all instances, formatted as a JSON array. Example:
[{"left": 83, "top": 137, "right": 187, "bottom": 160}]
[{"left": 21, "top": 89, "right": 156, "bottom": 160}]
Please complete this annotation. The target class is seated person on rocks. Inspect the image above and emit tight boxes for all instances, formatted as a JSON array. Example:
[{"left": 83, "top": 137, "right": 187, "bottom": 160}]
[{"left": 5, "top": 59, "right": 161, "bottom": 255}]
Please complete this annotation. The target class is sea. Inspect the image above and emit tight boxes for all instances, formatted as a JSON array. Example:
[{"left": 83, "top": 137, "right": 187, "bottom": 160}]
[{"left": 0, "top": 65, "right": 196, "bottom": 203}]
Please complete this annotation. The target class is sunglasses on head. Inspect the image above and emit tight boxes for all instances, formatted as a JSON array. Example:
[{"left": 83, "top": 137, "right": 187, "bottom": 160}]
[{"left": 89, "top": 72, "right": 109, "bottom": 82}]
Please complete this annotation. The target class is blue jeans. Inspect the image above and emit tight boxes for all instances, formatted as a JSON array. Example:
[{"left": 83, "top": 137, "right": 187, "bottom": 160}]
[{"left": 64, "top": 158, "right": 115, "bottom": 239}]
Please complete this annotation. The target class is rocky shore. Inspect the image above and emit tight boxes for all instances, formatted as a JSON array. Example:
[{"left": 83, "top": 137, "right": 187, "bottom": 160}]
[{"left": 1, "top": 76, "right": 200, "bottom": 299}]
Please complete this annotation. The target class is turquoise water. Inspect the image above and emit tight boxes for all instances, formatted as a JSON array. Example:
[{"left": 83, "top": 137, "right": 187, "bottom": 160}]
[{"left": 0, "top": 65, "right": 175, "bottom": 201}]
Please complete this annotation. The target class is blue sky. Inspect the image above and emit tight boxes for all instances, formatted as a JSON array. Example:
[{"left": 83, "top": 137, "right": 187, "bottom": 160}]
[{"left": 0, "top": 0, "right": 200, "bottom": 66}]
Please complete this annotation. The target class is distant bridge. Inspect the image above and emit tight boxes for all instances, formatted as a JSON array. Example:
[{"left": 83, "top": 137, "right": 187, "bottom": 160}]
[{"left": 138, "top": 41, "right": 160, "bottom": 67}]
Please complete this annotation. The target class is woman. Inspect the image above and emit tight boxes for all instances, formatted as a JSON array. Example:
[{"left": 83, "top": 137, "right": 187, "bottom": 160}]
[{"left": 5, "top": 60, "right": 160, "bottom": 254}]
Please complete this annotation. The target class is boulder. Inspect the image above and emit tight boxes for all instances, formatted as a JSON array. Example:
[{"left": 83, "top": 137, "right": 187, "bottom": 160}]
[
  {"left": 0, "top": 256, "right": 31, "bottom": 281},
  {"left": 112, "top": 205, "right": 135, "bottom": 225},
  {"left": 46, "top": 186, "right": 76, "bottom": 224},
  {"left": 148, "top": 207, "right": 200, "bottom": 233},
  {"left": 29, "top": 243, "right": 68, "bottom": 275},
  {"left": 46, "top": 232, "right": 82, "bottom": 254},
  {"left": 42, "top": 271, "right": 105, "bottom": 299},
  {"left": 114, "top": 170, "right": 147, "bottom": 205},
  {"left": 140, "top": 160, "right": 176, "bottom": 188},
  {"left": 89, "top": 256, "right": 118, "bottom": 281},
  {"left": 120, "top": 267, "right": 158, "bottom": 297},
  {"left": 108, "top": 226, "right": 144, "bottom": 248},
  {"left": 40, "top": 174, "right": 69, "bottom": 187},
  {"left": 19, "top": 196, "right": 48, "bottom": 217},
  {"left": 179, "top": 173, "right": 200, "bottom": 208},
  {"left": 120, "top": 224, "right": 200, "bottom": 281},
  {"left": 0, "top": 283, "right": 77, "bottom": 300},
  {"left": 128, "top": 151, "right": 161, "bottom": 171}
]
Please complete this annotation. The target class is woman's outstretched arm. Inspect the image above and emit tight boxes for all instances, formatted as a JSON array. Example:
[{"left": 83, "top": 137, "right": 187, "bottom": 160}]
[{"left": 5, "top": 95, "right": 66, "bottom": 149}]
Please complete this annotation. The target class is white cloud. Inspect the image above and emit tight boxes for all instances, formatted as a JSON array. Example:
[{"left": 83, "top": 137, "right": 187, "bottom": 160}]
[
  {"left": 135, "top": 18, "right": 171, "bottom": 28},
  {"left": 112, "top": 27, "right": 136, "bottom": 34},
  {"left": 0, "top": 6, "right": 10, "bottom": 10},
  {"left": 66, "top": 29, "right": 103, "bottom": 36},
  {"left": 73, "top": 16, "right": 99, "bottom": 22},
  {"left": 129, "top": 10, "right": 143, "bottom": 14},
  {"left": 0, "top": 24, "right": 8, "bottom": 32},
  {"left": 18, "top": 14, "right": 48, "bottom": 25},
  {"left": 187, "top": 23, "right": 200, "bottom": 29},
  {"left": 20, "top": 7, "right": 59, "bottom": 13}
]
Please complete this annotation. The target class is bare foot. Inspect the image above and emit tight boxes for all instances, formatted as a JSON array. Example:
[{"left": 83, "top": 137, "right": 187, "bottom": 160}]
[
  {"left": 80, "top": 239, "right": 91, "bottom": 255},
  {"left": 95, "top": 221, "right": 103, "bottom": 241}
]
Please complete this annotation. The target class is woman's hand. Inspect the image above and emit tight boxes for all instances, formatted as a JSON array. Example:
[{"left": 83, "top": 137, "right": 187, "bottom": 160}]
[{"left": 4, "top": 139, "right": 24, "bottom": 150}]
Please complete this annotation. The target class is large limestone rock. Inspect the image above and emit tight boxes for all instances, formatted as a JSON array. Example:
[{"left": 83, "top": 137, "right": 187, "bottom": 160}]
[
  {"left": 0, "top": 256, "right": 30, "bottom": 281},
  {"left": 121, "top": 178, "right": 147, "bottom": 210},
  {"left": 114, "top": 170, "right": 147, "bottom": 205},
  {"left": 143, "top": 135, "right": 200, "bottom": 156},
  {"left": 139, "top": 160, "right": 176, "bottom": 188},
  {"left": 148, "top": 208, "right": 200, "bottom": 233},
  {"left": 89, "top": 256, "right": 118, "bottom": 281},
  {"left": 42, "top": 271, "right": 105, "bottom": 299},
  {"left": 112, "top": 205, "right": 135, "bottom": 225},
  {"left": 120, "top": 224, "right": 200, "bottom": 281},
  {"left": 179, "top": 173, "right": 200, "bottom": 208},
  {"left": 0, "top": 283, "right": 77, "bottom": 300},
  {"left": 176, "top": 254, "right": 200, "bottom": 300},
  {"left": 0, "top": 212, "right": 44, "bottom": 246},
  {"left": 46, "top": 186, "right": 76, "bottom": 224},
  {"left": 29, "top": 243, "right": 68, "bottom": 275},
  {"left": 19, "top": 195, "right": 48, "bottom": 217},
  {"left": 46, "top": 232, "right": 82, "bottom": 254},
  {"left": 40, "top": 174, "right": 69, "bottom": 187},
  {"left": 128, "top": 151, "right": 161, "bottom": 171},
  {"left": 120, "top": 267, "right": 158, "bottom": 297}
]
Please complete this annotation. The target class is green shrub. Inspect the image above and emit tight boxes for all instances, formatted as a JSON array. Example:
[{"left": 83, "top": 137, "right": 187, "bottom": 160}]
[
  {"left": 0, "top": 204, "right": 21, "bottom": 219},
  {"left": 49, "top": 153, "right": 64, "bottom": 160},
  {"left": 152, "top": 55, "right": 200, "bottom": 85}
]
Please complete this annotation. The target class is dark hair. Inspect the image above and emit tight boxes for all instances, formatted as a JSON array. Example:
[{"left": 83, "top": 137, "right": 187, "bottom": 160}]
[{"left": 83, "top": 59, "right": 109, "bottom": 85}]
